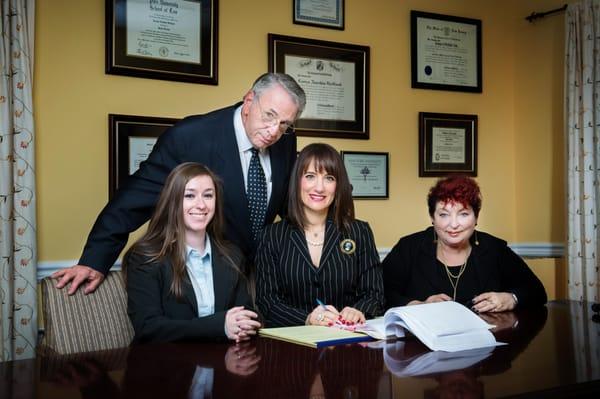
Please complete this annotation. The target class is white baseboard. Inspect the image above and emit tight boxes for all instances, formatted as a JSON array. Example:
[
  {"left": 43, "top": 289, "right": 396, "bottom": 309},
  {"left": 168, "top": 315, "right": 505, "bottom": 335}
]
[{"left": 36, "top": 243, "right": 564, "bottom": 281}]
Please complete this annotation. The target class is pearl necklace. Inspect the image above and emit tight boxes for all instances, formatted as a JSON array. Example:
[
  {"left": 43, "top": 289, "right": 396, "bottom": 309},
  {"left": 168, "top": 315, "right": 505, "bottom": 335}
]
[
  {"left": 305, "top": 238, "right": 324, "bottom": 246},
  {"left": 304, "top": 226, "right": 325, "bottom": 247}
]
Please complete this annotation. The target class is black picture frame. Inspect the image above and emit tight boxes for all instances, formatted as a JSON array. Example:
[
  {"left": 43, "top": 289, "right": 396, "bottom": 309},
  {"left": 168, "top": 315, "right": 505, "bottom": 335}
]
[
  {"left": 108, "top": 114, "right": 179, "bottom": 198},
  {"left": 106, "top": 0, "right": 218, "bottom": 85},
  {"left": 419, "top": 112, "right": 477, "bottom": 177},
  {"left": 293, "top": 0, "right": 345, "bottom": 30},
  {"left": 411, "top": 10, "right": 482, "bottom": 93},
  {"left": 341, "top": 151, "right": 389, "bottom": 199},
  {"left": 269, "top": 34, "right": 369, "bottom": 139}
]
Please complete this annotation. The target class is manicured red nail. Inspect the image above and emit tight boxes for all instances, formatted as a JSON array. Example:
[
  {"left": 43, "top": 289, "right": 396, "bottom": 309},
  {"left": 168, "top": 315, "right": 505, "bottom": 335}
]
[{"left": 327, "top": 322, "right": 333, "bottom": 326}]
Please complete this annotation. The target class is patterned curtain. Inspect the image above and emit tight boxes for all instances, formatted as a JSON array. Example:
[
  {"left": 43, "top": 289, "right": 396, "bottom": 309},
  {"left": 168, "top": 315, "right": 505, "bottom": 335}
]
[
  {"left": 566, "top": 0, "right": 600, "bottom": 302},
  {"left": 0, "top": 0, "right": 36, "bottom": 361}
]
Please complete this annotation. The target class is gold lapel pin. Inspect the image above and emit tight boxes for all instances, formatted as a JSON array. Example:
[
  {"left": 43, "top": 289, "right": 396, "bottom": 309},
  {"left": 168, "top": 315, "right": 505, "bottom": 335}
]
[{"left": 340, "top": 239, "right": 356, "bottom": 255}]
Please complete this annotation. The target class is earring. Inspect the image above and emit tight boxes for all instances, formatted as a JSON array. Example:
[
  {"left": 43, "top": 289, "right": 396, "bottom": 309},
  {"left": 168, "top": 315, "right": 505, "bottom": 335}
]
[
  {"left": 474, "top": 230, "right": 479, "bottom": 246},
  {"left": 433, "top": 229, "right": 438, "bottom": 244}
]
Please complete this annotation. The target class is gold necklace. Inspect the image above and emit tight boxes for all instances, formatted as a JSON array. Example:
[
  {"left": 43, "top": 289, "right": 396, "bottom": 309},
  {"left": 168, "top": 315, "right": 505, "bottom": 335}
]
[{"left": 438, "top": 248, "right": 471, "bottom": 301}]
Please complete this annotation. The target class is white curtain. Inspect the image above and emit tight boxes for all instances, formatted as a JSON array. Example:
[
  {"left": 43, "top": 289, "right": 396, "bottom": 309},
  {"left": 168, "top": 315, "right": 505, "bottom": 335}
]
[
  {"left": 566, "top": 0, "right": 600, "bottom": 303},
  {"left": 0, "top": 0, "right": 36, "bottom": 361}
]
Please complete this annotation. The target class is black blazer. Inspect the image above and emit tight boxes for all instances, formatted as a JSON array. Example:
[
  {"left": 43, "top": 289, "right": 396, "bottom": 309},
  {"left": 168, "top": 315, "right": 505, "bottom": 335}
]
[
  {"left": 256, "top": 219, "right": 384, "bottom": 327},
  {"left": 382, "top": 227, "right": 547, "bottom": 309},
  {"left": 80, "top": 104, "right": 297, "bottom": 273},
  {"left": 126, "top": 244, "right": 253, "bottom": 343}
]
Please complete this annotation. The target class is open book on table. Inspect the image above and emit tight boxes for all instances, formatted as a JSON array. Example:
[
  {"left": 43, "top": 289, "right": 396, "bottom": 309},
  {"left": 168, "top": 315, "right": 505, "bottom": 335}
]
[{"left": 357, "top": 301, "right": 504, "bottom": 352}]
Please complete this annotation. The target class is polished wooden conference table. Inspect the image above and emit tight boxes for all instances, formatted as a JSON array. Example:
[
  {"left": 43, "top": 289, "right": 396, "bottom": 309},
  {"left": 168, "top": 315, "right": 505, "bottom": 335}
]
[{"left": 1, "top": 300, "right": 599, "bottom": 398}]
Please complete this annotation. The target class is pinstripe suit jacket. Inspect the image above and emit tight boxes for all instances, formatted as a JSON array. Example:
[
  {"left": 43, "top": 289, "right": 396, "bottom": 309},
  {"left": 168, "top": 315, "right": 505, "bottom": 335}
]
[{"left": 256, "top": 219, "right": 384, "bottom": 327}]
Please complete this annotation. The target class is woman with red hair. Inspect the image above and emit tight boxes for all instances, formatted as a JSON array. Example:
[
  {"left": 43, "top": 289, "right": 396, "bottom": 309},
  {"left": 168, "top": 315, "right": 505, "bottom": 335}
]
[{"left": 382, "top": 175, "right": 546, "bottom": 312}]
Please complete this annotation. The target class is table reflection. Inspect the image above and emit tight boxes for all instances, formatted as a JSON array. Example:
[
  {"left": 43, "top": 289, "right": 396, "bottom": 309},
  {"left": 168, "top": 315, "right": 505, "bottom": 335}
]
[
  {"left": 384, "top": 307, "right": 548, "bottom": 398},
  {"left": 16, "top": 302, "right": 600, "bottom": 399}
]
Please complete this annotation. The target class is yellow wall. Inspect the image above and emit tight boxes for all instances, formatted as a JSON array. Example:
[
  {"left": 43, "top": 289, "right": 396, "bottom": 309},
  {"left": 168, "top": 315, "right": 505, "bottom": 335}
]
[{"left": 35, "top": 1, "right": 569, "bottom": 297}]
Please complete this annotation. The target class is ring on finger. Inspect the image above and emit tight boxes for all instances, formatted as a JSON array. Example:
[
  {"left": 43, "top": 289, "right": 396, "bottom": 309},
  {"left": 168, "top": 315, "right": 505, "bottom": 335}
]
[{"left": 316, "top": 313, "right": 324, "bottom": 322}]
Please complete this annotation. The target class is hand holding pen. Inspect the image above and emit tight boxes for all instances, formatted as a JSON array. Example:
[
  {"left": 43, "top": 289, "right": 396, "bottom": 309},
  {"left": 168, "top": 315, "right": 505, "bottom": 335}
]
[
  {"left": 307, "top": 299, "right": 340, "bottom": 326},
  {"left": 308, "top": 299, "right": 366, "bottom": 327}
]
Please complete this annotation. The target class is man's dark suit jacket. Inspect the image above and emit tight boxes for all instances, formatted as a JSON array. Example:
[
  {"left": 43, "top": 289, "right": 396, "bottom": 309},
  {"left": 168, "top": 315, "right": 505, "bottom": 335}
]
[
  {"left": 125, "top": 244, "right": 253, "bottom": 343},
  {"left": 80, "top": 104, "right": 297, "bottom": 274},
  {"left": 382, "top": 227, "right": 548, "bottom": 309}
]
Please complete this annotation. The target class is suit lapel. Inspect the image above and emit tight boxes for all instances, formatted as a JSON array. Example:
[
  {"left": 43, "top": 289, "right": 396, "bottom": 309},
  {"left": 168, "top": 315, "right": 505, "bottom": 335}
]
[
  {"left": 268, "top": 144, "right": 285, "bottom": 221},
  {"left": 319, "top": 220, "right": 340, "bottom": 269},
  {"left": 419, "top": 228, "right": 449, "bottom": 294},
  {"left": 212, "top": 249, "right": 233, "bottom": 311},
  {"left": 181, "top": 270, "right": 199, "bottom": 316},
  {"left": 290, "top": 225, "right": 314, "bottom": 267},
  {"left": 469, "top": 231, "right": 492, "bottom": 288},
  {"left": 163, "top": 258, "right": 199, "bottom": 314},
  {"left": 213, "top": 105, "right": 253, "bottom": 247}
]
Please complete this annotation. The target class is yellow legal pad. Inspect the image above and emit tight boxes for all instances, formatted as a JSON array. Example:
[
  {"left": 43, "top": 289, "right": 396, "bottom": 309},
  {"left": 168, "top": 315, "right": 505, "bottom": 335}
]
[{"left": 259, "top": 325, "right": 372, "bottom": 348}]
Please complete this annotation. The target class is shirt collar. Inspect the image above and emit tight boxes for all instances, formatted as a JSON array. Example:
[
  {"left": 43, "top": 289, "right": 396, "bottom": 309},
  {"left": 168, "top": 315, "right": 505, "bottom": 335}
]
[
  {"left": 186, "top": 234, "right": 212, "bottom": 259},
  {"left": 233, "top": 105, "right": 254, "bottom": 153}
]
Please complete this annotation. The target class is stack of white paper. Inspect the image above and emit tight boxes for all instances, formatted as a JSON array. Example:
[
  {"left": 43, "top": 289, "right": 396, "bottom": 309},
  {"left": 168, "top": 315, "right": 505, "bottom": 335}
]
[{"left": 358, "top": 301, "right": 504, "bottom": 352}]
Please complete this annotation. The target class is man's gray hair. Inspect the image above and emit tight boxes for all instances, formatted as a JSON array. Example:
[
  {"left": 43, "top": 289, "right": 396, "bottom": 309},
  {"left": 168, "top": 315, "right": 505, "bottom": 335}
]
[{"left": 251, "top": 73, "right": 306, "bottom": 117}]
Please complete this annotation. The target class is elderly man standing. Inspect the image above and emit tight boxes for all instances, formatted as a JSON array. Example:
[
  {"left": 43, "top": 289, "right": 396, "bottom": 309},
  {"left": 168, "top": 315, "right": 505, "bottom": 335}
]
[{"left": 53, "top": 73, "right": 306, "bottom": 294}]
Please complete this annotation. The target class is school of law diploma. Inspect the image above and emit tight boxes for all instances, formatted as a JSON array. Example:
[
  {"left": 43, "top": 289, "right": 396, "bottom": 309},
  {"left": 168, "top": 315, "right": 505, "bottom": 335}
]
[
  {"left": 126, "top": 0, "right": 201, "bottom": 64},
  {"left": 285, "top": 55, "right": 355, "bottom": 121},
  {"left": 431, "top": 127, "right": 466, "bottom": 164},
  {"left": 416, "top": 16, "right": 478, "bottom": 87}
]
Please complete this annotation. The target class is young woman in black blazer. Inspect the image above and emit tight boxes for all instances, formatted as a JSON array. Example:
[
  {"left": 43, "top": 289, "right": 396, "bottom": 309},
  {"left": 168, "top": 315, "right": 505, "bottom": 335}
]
[
  {"left": 256, "top": 143, "right": 384, "bottom": 327},
  {"left": 124, "top": 162, "right": 260, "bottom": 343}
]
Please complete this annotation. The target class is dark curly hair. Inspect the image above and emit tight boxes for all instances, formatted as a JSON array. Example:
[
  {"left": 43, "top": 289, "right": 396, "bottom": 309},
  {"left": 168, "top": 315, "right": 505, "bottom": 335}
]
[{"left": 427, "top": 175, "right": 482, "bottom": 217}]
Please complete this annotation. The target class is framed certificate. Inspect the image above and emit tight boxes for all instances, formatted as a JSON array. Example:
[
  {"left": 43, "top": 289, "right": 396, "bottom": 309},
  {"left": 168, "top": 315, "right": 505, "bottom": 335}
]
[
  {"left": 411, "top": 10, "right": 482, "bottom": 93},
  {"left": 109, "top": 114, "right": 180, "bottom": 198},
  {"left": 419, "top": 112, "right": 477, "bottom": 177},
  {"left": 293, "top": 0, "right": 344, "bottom": 30},
  {"left": 269, "top": 34, "right": 369, "bottom": 139},
  {"left": 106, "top": 0, "right": 218, "bottom": 84},
  {"left": 341, "top": 151, "right": 389, "bottom": 199}
]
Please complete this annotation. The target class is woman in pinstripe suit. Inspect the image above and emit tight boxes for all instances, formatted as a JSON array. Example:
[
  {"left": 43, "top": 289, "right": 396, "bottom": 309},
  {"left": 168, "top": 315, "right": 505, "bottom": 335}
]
[{"left": 256, "top": 143, "right": 384, "bottom": 327}]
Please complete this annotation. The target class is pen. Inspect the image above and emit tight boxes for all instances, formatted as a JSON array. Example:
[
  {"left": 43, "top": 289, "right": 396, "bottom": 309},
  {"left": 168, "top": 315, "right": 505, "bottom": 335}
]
[{"left": 316, "top": 298, "right": 328, "bottom": 310}]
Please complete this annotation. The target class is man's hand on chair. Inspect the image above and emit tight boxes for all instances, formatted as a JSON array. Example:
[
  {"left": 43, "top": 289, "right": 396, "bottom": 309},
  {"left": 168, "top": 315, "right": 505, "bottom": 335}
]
[{"left": 52, "top": 265, "right": 105, "bottom": 295}]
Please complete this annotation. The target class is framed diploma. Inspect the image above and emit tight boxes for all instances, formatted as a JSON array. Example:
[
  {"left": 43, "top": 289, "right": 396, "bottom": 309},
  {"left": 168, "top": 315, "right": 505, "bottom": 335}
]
[
  {"left": 106, "top": 0, "right": 218, "bottom": 85},
  {"left": 341, "top": 151, "right": 389, "bottom": 199},
  {"left": 109, "top": 114, "right": 180, "bottom": 198},
  {"left": 293, "top": 0, "right": 345, "bottom": 30},
  {"left": 269, "top": 34, "right": 369, "bottom": 139},
  {"left": 419, "top": 112, "right": 477, "bottom": 177},
  {"left": 411, "top": 10, "right": 482, "bottom": 93}
]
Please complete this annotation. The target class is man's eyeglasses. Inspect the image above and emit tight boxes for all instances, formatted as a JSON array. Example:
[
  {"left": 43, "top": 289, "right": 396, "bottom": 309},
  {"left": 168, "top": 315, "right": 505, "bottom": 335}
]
[{"left": 255, "top": 96, "right": 295, "bottom": 135}]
